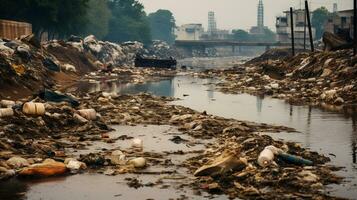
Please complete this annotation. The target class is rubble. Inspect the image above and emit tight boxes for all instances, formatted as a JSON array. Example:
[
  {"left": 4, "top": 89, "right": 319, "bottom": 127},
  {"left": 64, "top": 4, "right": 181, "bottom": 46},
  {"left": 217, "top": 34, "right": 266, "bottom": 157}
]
[{"left": 197, "top": 49, "right": 357, "bottom": 107}]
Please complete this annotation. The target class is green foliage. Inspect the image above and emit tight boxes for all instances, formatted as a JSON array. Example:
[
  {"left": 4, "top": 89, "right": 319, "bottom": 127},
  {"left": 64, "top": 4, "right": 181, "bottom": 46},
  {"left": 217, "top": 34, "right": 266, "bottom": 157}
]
[
  {"left": 312, "top": 7, "right": 331, "bottom": 39},
  {"left": 105, "top": 0, "right": 151, "bottom": 44},
  {"left": 0, "top": 0, "right": 152, "bottom": 43},
  {"left": 84, "top": 0, "right": 111, "bottom": 39},
  {"left": 232, "top": 29, "right": 250, "bottom": 41},
  {"left": 232, "top": 28, "right": 276, "bottom": 42},
  {"left": 148, "top": 9, "right": 176, "bottom": 44},
  {"left": 0, "top": 0, "right": 89, "bottom": 38}
]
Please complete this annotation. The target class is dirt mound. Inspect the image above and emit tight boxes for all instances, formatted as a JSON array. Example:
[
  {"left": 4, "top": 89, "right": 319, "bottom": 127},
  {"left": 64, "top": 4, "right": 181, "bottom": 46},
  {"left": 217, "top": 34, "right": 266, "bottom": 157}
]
[{"left": 45, "top": 41, "right": 97, "bottom": 75}]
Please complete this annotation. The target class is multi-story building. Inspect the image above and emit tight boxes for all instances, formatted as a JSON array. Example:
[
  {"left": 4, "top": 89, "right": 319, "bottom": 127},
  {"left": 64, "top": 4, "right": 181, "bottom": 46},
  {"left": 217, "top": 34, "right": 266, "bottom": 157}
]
[
  {"left": 325, "top": 9, "right": 354, "bottom": 41},
  {"left": 250, "top": 0, "right": 267, "bottom": 35},
  {"left": 276, "top": 9, "right": 316, "bottom": 45},
  {"left": 175, "top": 24, "right": 204, "bottom": 40},
  {"left": 208, "top": 11, "right": 217, "bottom": 36}
]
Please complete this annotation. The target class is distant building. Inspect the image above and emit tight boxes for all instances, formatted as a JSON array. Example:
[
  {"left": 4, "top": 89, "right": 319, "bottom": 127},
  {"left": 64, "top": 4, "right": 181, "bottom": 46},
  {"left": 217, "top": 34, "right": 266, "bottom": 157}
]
[
  {"left": 325, "top": 9, "right": 354, "bottom": 41},
  {"left": 208, "top": 11, "right": 217, "bottom": 36},
  {"left": 250, "top": 0, "right": 266, "bottom": 35},
  {"left": 276, "top": 9, "right": 316, "bottom": 45},
  {"left": 175, "top": 24, "right": 204, "bottom": 40}
]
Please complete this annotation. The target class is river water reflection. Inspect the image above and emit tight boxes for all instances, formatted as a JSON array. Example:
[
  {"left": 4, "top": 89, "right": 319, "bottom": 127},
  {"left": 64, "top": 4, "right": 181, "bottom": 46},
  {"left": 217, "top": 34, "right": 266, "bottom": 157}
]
[{"left": 78, "top": 75, "right": 357, "bottom": 199}]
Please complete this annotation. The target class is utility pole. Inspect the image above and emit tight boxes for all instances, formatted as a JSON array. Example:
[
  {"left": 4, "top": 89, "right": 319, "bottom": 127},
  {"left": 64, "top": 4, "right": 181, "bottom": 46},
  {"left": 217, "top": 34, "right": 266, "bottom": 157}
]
[
  {"left": 290, "top": 7, "right": 295, "bottom": 56},
  {"left": 353, "top": 0, "right": 357, "bottom": 55},
  {"left": 305, "top": 0, "right": 314, "bottom": 52},
  {"left": 304, "top": 8, "right": 307, "bottom": 50}
]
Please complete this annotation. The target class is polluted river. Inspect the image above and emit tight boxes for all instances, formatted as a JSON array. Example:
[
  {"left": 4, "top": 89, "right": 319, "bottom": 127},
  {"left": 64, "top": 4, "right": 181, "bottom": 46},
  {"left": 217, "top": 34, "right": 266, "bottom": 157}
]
[{"left": 1, "top": 57, "right": 357, "bottom": 199}]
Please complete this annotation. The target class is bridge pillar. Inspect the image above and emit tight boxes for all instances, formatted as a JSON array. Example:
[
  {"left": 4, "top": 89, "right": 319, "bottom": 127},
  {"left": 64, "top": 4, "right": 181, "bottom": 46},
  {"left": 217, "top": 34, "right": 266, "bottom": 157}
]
[{"left": 232, "top": 46, "right": 235, "bottom": 53}]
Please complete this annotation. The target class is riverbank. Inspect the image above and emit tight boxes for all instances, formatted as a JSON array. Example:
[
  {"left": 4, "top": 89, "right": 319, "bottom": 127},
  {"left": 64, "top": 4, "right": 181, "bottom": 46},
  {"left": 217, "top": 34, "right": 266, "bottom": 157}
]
[{"left": 196, "top": 48, "right": 357, "bottom": 109}]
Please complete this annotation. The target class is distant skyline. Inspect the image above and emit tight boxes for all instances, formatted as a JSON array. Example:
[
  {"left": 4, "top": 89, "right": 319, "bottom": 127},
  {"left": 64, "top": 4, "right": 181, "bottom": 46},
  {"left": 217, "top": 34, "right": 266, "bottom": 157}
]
[{"left": 138, "top": 0, "right": 353, "bottom": 31}]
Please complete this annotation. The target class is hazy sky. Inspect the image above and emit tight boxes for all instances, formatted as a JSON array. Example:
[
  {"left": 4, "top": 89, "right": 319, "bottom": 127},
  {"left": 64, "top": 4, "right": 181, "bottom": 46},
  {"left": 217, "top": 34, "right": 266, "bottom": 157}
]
[{"left": 138, "top": 0, "right": 353, "bottom": 31}]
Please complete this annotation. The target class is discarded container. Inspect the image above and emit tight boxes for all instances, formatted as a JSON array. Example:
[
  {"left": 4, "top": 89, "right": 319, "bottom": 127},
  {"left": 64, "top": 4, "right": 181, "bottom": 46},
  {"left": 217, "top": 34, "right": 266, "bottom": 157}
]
[
  {"left": 66, "top": 160, "right": 87, "bottom": 172},
  {"left": 131, "top": 138, "right": 143, "bottom": 149},
  {"left": 78, "top": 109, "right": 97, "bottom": 120},
  {"left": 22, "top": 102, "right": 45, "bottom": 116},
  {"left": 73, "top": 113, "right": 88, "bottom": 124},
  {"left": 110, "top": 150, "right": 126, "bottom": 165},
  {"left": 0, "top": 108, "right": 14, "bottom": 118},
  {"left": 277, "top": 153, "right": 313, "bottom": 166},
  {"left": 0, "top": 100, "right": 15, "bottom": 108},
  {"left": 19, "top": 161, "right": 67, "bottom": 177},
  {"left": 128, "top": 157, "right": 146, "bottom": 168},
  {"left": 258, "top": 148, "right": 275, "bottom": 167}
]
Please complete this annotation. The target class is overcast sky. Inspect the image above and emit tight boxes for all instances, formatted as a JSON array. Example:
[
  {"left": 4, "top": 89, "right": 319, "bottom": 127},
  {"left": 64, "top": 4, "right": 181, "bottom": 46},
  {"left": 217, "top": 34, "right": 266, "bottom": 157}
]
[{"left": 138, "top": 0, "right": 353, "bottom": 31}]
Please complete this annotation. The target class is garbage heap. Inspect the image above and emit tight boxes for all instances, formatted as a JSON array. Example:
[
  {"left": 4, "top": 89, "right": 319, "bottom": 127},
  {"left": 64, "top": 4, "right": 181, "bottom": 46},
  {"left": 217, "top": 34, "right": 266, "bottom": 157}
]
[
  {"left": 52, "top": 35, "right": 180, "bottom": 67},
  {"left": 1, "top": 34, "right": 179, "bottom": 99},
  {"left": 0, "top": 91, "right": 342, "bottom": 199},
  {"left": 200, "top": 48, "right": 357, "bottom": 106}
]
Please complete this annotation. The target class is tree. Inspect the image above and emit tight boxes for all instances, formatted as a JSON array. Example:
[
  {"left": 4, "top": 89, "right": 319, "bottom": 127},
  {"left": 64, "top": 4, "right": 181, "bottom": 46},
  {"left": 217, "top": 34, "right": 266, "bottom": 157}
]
[
  {"left": 0, "top": 0, "right": 89, "bottom": 39},
  {"left": 232, "top": 29, "right": 250, "bottom": 41},
  {"left": 148, "top": 9, "right": 176, "bottom": 44},
  {"left": 84, "top": 0, "right": 111, "bottom": 39},
  {"left": 312, "top": 7, "right": 331, "bottom": 39},
  {"left": 105, "top": 0, "right": 151, "bottom": 44}
]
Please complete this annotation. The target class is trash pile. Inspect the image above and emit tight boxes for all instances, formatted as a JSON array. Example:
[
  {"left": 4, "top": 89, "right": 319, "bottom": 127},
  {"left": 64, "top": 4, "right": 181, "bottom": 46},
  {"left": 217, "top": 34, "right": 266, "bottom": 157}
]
[
  {"left": 0, "top": 34, "right": 100, "bottom": 99},
  {"left": 49, "top": 35, "right": 181, "bottom": 68},
  {"left": 186, "top": 136, "right": 341, "bottom": 199},
  {"left": 147, "top": 40, "right": 182, "bottom": 60},
  {"left": 0, "top": 88, "right": 342, "bottom": 198},
  {"left": 0, "top": 35, "right": 56, "bottom": 98},
  {"left": 199, "top": 49, "right": 357, "bottom": 106},
  {"left": 1, "top": 34, "right": 180, "bottom": 99}
]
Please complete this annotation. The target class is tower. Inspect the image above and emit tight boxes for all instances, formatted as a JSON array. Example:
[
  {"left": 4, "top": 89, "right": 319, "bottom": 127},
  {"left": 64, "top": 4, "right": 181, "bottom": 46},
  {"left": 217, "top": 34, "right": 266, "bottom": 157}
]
[
  {"left": 208, "top": 11, "right": 217, "bottom": 36},
  {"left": 257, "top": 0, "right": 264, "bottom": 28},
  {"left": 333, "top": 3, "right": 338, "bottom": 13}
]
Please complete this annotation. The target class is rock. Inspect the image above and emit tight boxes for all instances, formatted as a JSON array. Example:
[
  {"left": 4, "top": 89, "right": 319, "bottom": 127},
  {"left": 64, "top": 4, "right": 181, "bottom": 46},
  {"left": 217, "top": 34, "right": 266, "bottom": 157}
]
[
  {"left": 194, "top": 153, "right": 247, "bottom": 177},
  {"left": 128, "top": 157, "right": 147, "bottom": 168},
  {"left": 6, "top": 157, "right": 30, "bottom": 169},
  {"left": 19, "top": 161, "right": 67, "bottom": 177}
]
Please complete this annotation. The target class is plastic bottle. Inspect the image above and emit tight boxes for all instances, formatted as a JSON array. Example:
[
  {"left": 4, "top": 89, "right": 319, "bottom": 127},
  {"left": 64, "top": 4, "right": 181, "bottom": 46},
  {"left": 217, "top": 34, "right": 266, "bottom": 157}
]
[
  {"left": 78, "top": 109, "right": 97, "bottom": 120},
  {"left": 0, "top": 108, "right": 14, "bottom": 118},
  {"left": 23, "top": 102, "right": 45, "bottom": 116},
  {"left": 258, "top": 148, "right": 275, "bottom": 167}
]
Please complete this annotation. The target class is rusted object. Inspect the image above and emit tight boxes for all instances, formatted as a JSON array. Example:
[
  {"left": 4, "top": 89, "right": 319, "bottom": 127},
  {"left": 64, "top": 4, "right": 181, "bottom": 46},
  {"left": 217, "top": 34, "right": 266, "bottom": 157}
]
[{"left": 0, "top": 19, "right": 32, "bottom": 40}]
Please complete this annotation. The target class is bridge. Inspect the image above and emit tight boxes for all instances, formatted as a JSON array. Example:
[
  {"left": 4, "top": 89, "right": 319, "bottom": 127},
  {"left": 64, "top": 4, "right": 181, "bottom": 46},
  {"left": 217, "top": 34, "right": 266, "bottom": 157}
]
[{"left": 174, "top": 40, "right": 295, "bottom": 54}]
